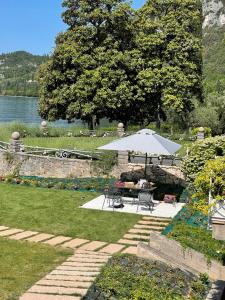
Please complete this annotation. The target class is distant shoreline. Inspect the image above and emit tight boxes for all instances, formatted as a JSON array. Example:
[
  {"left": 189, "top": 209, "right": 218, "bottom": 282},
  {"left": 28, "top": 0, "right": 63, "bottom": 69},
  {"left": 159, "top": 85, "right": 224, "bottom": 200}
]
[{"left": 0, "top": 95, "right": 38, "bottom": 99}]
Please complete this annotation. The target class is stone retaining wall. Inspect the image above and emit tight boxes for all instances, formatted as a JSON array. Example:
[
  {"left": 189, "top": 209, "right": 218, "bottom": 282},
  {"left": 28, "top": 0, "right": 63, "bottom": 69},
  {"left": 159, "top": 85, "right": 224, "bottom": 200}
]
[
  {"left": 0, "top": 150, "right": 184, "bottom": 182},
  {"left": 137, "top": 232, "right": 225, "bottom": 281}
]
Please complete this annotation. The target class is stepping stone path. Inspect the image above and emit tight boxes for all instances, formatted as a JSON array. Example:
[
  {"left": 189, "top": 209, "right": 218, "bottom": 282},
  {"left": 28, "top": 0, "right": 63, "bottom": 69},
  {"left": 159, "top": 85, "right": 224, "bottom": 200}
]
[
  {"left": 0, "top": 215, "right": 171, "bottom": 299},
  {"left": 20, "top": 250, "right": 111, "bottom": 300},
  {"left": 118, "top": 216, "right": 171, "bottom": 250}
]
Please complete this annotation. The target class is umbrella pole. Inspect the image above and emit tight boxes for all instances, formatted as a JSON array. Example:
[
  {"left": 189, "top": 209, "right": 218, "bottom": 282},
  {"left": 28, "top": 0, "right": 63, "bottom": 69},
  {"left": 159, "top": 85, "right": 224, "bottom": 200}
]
[{"left": 144, "top": 153, "right": 148, "bottom": 179}]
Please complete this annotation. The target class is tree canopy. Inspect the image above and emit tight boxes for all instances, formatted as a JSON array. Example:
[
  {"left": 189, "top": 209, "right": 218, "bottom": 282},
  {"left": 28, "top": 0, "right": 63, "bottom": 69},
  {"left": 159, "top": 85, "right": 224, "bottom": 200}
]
[{"left": 38, "top": 0, "right": 202, "bottom": 128}]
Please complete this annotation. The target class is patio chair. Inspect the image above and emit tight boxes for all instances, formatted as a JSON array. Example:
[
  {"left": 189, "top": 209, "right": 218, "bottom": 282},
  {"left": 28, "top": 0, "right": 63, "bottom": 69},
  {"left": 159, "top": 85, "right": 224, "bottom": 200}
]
[
  {"left": 136, "top": 190, "right": 154, "bottom": 212},
  {"left": 102, "top": 187, "right": 122, "bottom": 211}
]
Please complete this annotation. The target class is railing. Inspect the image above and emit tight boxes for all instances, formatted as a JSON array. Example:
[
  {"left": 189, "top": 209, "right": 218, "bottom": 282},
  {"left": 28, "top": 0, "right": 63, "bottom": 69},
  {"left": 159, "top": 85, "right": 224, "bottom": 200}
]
[
  {"left": 129, "top": 154, "right": 181, "bottom": 167},
  {"left": 0, "top": 141, "right": 9, "bottom": 151},
  {"left": 0, "top": 141, "right": 102, "bottom": 160}
]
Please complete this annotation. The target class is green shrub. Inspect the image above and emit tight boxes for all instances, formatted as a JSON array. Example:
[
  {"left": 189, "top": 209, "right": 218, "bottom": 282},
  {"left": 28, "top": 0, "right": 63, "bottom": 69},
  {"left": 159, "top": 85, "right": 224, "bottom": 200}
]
[
  {"left": 182, "top": 135, "right": 225, "bottom": 182},
  {"left": 85, "top": 254, "right": 210, "bottom": 300},
  {"left": 168, "top": 223, "right": 225, "bottom": 264}
]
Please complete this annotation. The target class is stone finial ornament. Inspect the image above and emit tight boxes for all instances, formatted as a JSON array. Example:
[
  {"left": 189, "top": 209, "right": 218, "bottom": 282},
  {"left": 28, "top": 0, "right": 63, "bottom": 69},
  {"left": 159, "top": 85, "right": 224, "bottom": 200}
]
[
  {"left": 11, "top": 131, "right": 20, "bottom": 140},
  {"left": 117, "top": 122, "right": 125, "bottom": 138}
]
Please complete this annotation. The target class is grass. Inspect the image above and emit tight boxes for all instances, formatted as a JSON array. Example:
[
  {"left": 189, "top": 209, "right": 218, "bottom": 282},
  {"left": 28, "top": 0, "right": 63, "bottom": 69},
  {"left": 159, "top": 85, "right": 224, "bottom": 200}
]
[
  {"left": 0, "top": 183, "right": 140, "bottom": 243},
  {"left": 22, "top": 136, "right": 116, "bottom": 151},
  {"left": 0, "top": 122, "right": 192, "bottom": 155},
  {"left": 0, "top": 238, "right": 71, "bottom": 300},
  {"left": 168, "top": 222, "right": 225, "bottom": 264}
]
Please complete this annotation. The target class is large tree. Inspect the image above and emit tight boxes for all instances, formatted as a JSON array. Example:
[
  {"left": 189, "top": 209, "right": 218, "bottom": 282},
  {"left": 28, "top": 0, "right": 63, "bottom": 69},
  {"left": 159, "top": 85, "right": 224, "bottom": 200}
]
[
  {"left": 38, "top": 0, "right": 202, "bottom": 128},
  {"left": 136, "top": 0, "right": 202, "bottom": 127},
  {"left": 38, "top": 0, "right": 143, "bottom": 128}
]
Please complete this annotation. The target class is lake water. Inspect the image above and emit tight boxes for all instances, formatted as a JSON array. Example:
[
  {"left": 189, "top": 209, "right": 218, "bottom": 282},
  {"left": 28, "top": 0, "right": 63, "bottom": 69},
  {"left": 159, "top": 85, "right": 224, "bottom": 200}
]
[{"left": 0, "top": 96, "right": 82, "bottom": 127}]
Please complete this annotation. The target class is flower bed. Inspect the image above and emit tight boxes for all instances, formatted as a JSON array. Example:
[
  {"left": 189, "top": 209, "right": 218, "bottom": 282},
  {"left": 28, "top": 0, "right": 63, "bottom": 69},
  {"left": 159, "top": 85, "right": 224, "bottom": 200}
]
[
  {"left": 84, "top": 254, "right": 211, "bottom": 300},
  {"left": 0, "top": 175, "right": 116, "bottom": 192}
]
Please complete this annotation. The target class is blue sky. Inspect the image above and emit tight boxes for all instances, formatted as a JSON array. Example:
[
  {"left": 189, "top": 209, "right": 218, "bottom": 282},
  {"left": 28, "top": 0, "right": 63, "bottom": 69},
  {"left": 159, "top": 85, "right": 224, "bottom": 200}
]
[{"left": 0, "top": 0, "right": 146, "bottom": 56}]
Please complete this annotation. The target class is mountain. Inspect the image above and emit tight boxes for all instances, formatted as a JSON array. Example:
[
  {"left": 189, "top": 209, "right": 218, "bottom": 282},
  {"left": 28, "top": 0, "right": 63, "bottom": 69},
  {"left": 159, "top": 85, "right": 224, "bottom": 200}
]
[
  {"left": 203, "top": 0, "right": 225, "bottom": 94},
  {"left": 0, "top": 51, "right": 48, "bottom": 97}
]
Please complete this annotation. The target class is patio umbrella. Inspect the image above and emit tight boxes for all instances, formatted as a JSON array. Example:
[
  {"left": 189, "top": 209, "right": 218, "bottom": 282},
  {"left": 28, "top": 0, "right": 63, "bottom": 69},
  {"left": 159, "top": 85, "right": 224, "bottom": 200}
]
[{"left": 98, "top": 129, "right": 181, "bottom": 176}]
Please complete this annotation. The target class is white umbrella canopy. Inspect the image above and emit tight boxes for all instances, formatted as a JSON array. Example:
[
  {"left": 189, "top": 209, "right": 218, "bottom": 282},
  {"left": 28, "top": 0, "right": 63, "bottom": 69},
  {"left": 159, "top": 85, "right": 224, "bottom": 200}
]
[{"left": 98, "top": 129, "right": 181, "bottom": 155}]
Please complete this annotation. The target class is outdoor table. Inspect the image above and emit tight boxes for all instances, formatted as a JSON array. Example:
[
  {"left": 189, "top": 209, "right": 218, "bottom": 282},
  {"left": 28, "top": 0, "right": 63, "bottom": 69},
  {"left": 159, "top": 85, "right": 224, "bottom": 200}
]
[{"left": 116, "top": 186, "right": 157, "bottom": 204}]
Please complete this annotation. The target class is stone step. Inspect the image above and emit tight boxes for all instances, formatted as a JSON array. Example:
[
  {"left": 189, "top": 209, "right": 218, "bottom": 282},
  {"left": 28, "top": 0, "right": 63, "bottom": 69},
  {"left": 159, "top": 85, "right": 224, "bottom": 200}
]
[
  {"left": 50, "top": 270, "right": 99, "bottom": 277},
  {"left": 142, "top": 216, "right": 171, "bottom": 222},
  {"left": 117, "top": 239, "right": 140, "bottom": 245},
  {"left": 28, "top": 285, "right": 87, "bottom": 296},
  {"left": 62, "top": 239, "right": 90, "bottom": 249},
  {"left": 26, "top": 233, "right": 55, "bottom": 243},
  {"left": 99, "top": 243, "right": 126, "bottom": 254},
  {"left": 128, "top": 229, "right": 152, "bottom": 235},
  {"left": 123, "top": 234, "right": 150, "bottom": 241},
  {"left": 36, "top": 279, "right": 92, "bottom": 289},
  {"left": 78, "top": 241, "right": 107, "bottom": 251},
  {"left": 43, "top": 236, "right": 72, "bottom": 246},
  {"left": 45, "top": 274, "right": 95, "bottom": 282},
  {"left": 0, "top": 228, "right": 24, "bottom": 237},
  {"left": 134, "top": 224, "right": 166, "bottom": 229},
  {"left": 20, "top": 293, "right": 81, "bottom": 300},
  {"left": 8, "top": 231, "right": 39, "bottom": 240},
  {"left": 138, "top": 220, "right": 168, "bottom": 226},
  {"left": 122, "top": 246, "right": 137, "bottom": 255}
]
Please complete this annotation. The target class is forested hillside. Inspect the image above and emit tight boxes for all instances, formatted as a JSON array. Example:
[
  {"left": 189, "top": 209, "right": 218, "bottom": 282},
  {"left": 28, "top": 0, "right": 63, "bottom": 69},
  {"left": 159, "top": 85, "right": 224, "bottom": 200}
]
[
  {"left": 0, "top": 51, "right": 48, "bottom": 97},
  {"left": 203, "top": 26, "right": 225, "bottom": 94}
]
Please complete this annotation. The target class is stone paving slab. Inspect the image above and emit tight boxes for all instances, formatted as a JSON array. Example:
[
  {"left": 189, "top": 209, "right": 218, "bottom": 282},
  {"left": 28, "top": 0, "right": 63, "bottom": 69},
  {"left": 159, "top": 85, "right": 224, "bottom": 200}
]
[
  {"left": 75, "top": 249, "right": 110, "bottom": 256},
  {"left": 117, "top": 239, "right": 139, "bottom": 245},
  {"left": 36, "top": 279, "right": 92, "bottom": 288},
  {"left": 142, "top": 216, "right": 171, "bottom": 222},
  {"left": 62, "top": 262, "right": 105, "bottom": 267},
  {"left": 62, "top": 238, "right": 89, "bottom": 249},
  {"left": 51, "top": 270, "right": 99, "bottom": 277},
  {"left": 0, "top": 226, "right": 9, "bottom": 231},
  {"left": 99, "top": 243, "right": 125, "bottom": 254},
  {"left": 56, "top": 266, "right": 101, "bottom": 272},
  {"left": 134, "top": 224, "right": 165, "bottom": 229},
  {"left": 67, "top": 257, "right": 109, "bottom": 263},
  {"left": 29, "top": 285, "right": 87, "bottom": 296},
  {"left": 0, "top": 228, "right": 23, "bottom": 237},
  {"left": 122, "top": 246, "right": 138, "bottom": 255},
  {"left": 26, "top": 233, "right": 55, "bottom": 243},
  {"left": 45, "top": 275, "right": 95, "bottom": 282},
  {"left": 20, "top": 293, "right": 81, "bottom": 300},
  {"left": 9, "top": 231, "right": 39, "bottom": 240},
  {"left": 43, "top": 236, "right": 72, "bottom": 246},
  {"left": 128, "top": 229, "right": 152, "bottom": 235},
  {"left": 123, "top": 233, "right": 150, "bottom": 240},
  {"left": 78, "top": 241, "right": 107, "bottom": 251},
  {"left": 138, "top": 220, "right": 168, "bottom": 226}
]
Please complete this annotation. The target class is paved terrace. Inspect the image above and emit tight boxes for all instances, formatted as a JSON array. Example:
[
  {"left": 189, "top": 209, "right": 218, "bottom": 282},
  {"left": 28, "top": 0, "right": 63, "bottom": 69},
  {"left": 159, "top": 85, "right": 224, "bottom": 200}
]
[{"left": 82, "top": 195, "right": 185, "bottom": 218}]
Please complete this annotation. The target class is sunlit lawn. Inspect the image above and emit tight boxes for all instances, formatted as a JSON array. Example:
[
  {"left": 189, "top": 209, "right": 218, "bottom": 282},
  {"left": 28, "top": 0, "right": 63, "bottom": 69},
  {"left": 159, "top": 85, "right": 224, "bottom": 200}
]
[
  {"left": 23, "top": 136, "right": 116, "bottom": 151},
  {"left": 0, "top": 184, "right": 140, "bottom": 243},
  {"left": 0, "top": 238, "right": 71, "bottom": 300}
]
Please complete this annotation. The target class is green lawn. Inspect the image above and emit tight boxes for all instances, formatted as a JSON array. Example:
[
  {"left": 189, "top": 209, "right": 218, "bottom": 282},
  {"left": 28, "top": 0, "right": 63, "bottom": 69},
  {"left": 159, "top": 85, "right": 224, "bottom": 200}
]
[
  {"left": 23, "top": 136, "right": 116, "bottom": 151},
  {"left": 0, "top": 184, "right": 140, "bottom": 243},
  {"left": 0, "top": 238, "right": 71, "bottom": 300}
]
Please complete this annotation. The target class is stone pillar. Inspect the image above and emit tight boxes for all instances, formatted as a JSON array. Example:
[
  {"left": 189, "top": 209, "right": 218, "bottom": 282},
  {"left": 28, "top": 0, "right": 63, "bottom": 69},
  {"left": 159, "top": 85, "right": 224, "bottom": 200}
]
[
  {"left": 40, "top": 120, "right": 48, "bottom": 136},
  {"left": 9, "top": 132, "right": 23, "bottom": 152},
  {"left": 197, "top": 127, "right": 205, "bottom": 140},
  {"left": 118, "top": 151, "right": 129, "bottom": 166},
  {"left": 117, "top": 123, "right": 124, "bottom": 138}
]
